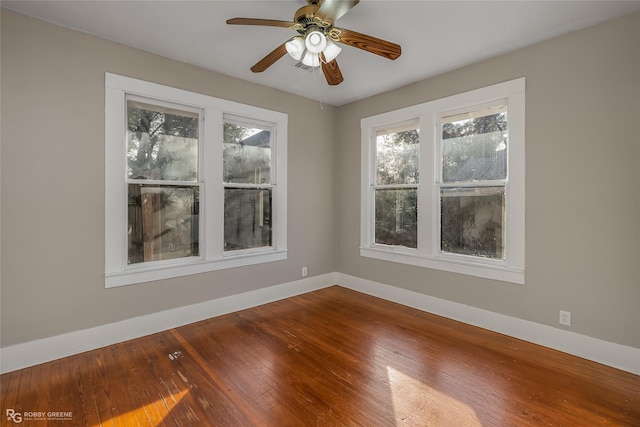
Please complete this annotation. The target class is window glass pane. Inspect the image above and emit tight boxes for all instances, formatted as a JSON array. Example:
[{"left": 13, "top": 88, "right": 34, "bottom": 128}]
[
  {"left": 376, "top": 127, "right": 419, "bottom": 185},
  {"left": 127, "top": 100, "right": 199, "bottom": 181},
  {"left": 128, "top": 184, "right": 199, "bottom": 264},
  {"left": 442, "top": 106, "right": 507, "bottom": 182},
  {"left": 224, "top": 122, "right": 272, "bottom": 184},
  {"left": 224, "top": 188, "right": 272, "bottom": 251},
  {"left": 375, "top": 188, "right": 417, "bottom": 248},
  {"left": 441, "top": 186, "right": 505, "bottom": 259}
]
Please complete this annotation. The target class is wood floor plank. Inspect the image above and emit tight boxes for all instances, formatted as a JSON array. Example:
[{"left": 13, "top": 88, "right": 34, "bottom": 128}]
[
  {"left": 173, "top": 313, "right": 319, "bottom": 426},
  {"left": 1, "top": 370, "right": 23, "bottom": 422},
  {"left": 1, "top": 286, "right": 638, "bottom": 426}
]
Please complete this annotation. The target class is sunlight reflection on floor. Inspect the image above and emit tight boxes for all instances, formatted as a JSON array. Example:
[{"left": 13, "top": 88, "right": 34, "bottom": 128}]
[
  {"left": 387, "top": 366, "right": 482, "bottom": 426},
  {"left": 91, "top": 388, "right": 189, "bottom": 427}
]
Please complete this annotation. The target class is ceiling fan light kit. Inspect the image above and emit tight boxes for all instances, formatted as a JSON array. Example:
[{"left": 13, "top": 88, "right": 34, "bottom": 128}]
[
  {"left": 286, "top": 27, "right": 342, "bottom": 67},
  {"left": 227, "top": 0, "right": 402, "bottom": 86}
]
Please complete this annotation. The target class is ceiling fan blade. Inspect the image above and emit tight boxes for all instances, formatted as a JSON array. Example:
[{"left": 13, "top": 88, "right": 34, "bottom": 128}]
[
  {"left": 251, "top": 43, "right": 288, "bottom": 73},
  {"left": 316, "top": 0, "right": 359, "bottom": 23},
  {"left": 226, "top": 18, "right": 295, "bottom": 29},
  {"left": 335, "top": 27, "right": 401, "bottom": 60},
  {"left": 320, "top": 55, "right": 344, "bottom": 85}
]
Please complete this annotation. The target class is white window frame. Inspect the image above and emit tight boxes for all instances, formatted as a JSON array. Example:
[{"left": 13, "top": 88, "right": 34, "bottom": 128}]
[
  {"left": 361, "top": 78, "right": 525, "bottom": 284},
  {"left": 105, "top": 73, "right": 287, "bottom": 287}
]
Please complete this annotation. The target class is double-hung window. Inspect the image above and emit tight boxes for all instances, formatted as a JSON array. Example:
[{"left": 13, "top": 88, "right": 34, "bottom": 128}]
[
  {"left": 373, "top": 121, "right": 420, "bottom": 249},
  {"left": 361, "top": 78, "right": 525, "bottom": 284},
  {"left": 223, "top": 116, "right": 275, "bottom": 252},
  {"left": 438, "top": 103, "right": 508, "bottom": 260},
  {"left": 106, "top": 73, "right": 287, "bottom": 287},
  {"left": 125, "top": 97, "right": 202, "bottom": 265}
]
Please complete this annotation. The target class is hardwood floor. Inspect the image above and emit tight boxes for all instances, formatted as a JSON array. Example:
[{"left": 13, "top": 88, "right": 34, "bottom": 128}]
[{"left": 2, "top": 286, "right": 639, "bottom": 426}]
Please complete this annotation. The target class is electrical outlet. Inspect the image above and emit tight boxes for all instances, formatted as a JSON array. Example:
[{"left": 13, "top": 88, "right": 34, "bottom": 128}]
[
  {"left": 302, "top": 267, "right": 308, "bottom": 277},
  {"left": 559, "top": 310, "right": 571, "bottom": 326}
]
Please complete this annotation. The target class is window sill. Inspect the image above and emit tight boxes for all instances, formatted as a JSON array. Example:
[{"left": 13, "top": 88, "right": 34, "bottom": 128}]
[
  {"left": 360, "top": 247, "right": 524, "bottom": 284},
  {"left": 106, "top": 250, "right": 288, "bottom": 288}
]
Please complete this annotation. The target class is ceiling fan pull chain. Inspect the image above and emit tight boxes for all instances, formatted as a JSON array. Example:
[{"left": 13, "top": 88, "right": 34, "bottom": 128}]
[{"left": 313, "top": 61, "right": 321, "bottom": 82}]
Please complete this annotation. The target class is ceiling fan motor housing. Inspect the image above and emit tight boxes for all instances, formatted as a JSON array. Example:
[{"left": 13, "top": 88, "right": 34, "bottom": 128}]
[{"left": 294, "top": 5, "right": 332, "bottom": 34}]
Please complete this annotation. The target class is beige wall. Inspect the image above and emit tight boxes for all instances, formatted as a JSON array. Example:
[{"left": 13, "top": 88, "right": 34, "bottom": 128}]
[
  {"left": 0, "top": 10, "right": 337, "bottom": 346},
  {"left": 337, "top": 11, "right": 640, "bottom": 348},
  {"left": 2, "top": 9, "right": 639, "bottom": 351}
]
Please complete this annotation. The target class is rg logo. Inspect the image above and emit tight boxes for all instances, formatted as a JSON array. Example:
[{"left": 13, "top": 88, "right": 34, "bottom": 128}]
[{"left": 6, "top": 409, "right": 22, "bottom": 423}]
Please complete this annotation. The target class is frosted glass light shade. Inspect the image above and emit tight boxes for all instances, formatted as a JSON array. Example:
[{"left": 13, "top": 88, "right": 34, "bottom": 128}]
[
  {"left": 305, "top": 31, "right": 327, "bottom": 54},
  {"left": 302, "top": 51, "right": 320, "bottom": 67},
  {"left": 322, "top": 39, "right": 342, "bottom": 62},
  {"left": 285, "top": 36, "right": 305, "bottom": 61}
]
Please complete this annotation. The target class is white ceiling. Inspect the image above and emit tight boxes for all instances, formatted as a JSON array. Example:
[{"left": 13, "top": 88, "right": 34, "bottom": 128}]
[{"left": 4, "top": 0, "right": 640, "bottom": 106}]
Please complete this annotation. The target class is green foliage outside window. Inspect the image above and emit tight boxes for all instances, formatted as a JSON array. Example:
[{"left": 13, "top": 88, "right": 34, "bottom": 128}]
[{"left": 375, "top": 128, "right": 419, "bottom": 248}]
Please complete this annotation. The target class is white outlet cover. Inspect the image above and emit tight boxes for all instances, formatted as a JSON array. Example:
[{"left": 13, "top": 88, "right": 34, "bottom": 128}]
[{"left": 559, "top": 310, "right": 572, "bottom": 326}]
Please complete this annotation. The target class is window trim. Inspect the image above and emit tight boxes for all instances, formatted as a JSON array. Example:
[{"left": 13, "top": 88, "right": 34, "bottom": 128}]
[
  {"left": 105, "top": 73, "right": 287, "bottom": 287},
  {"left": 360, "top": 78, "right": 525, "bottom": 284}
]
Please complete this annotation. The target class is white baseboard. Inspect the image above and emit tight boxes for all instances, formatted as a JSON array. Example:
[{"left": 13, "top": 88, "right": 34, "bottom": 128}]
[
  {"left": 337, "top": 273, "right": 640, "bottom": 375},
  {"left": 3, "top": 272, "right": 639, "bottom": 376},
  {"left": 0, "top": 273, "right": 337, "bottom": 374}
]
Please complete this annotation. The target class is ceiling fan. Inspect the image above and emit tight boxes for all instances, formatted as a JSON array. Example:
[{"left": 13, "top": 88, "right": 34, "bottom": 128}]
[{"left": 227, "top": 0, "right": 402, "bottom": 86}]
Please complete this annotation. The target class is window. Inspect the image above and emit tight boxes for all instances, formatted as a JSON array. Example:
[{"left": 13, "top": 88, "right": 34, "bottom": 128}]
[
  {"left": 126, "top": 98, "right": 202, "bottom": 265},
  {"left": 223, "top": 116, "right": 274, "bottom": 252},
  {"left": 106, "top": 74, "right": 287, "bottom": 287},
  {"left": 438, "top": 104, "right": 507, "bottom": 260},
  {"left": 361, "top": 79, "right": 525, "bottom": 284},
  {"left": 374, "top": 121, "right": 419, "bottom": 248}
]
